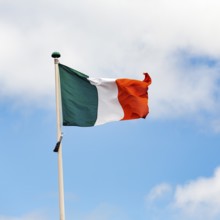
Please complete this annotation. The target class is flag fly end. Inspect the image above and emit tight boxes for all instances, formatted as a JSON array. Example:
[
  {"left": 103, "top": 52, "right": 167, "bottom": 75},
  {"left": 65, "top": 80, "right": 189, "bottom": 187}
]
[{"left": 143, "top": 72, "right": 152, "bottom": 84}]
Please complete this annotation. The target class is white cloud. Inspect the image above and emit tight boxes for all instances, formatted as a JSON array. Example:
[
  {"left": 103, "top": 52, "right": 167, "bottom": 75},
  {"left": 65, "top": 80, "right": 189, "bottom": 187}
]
[
  {"left": 174, "top": 167, "right": 220, "bottom": 219},
  {"left": 145, "top": 166, "right": 220, "bottom": 220},
  {"left": 1, "top": 0, "right": 220, "bottom": 127}
]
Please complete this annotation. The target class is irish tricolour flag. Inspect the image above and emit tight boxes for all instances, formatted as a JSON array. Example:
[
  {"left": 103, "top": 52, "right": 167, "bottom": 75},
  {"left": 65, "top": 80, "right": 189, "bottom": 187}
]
[{"left": 59, "top": 64, "right": 152, "bottom": 127}]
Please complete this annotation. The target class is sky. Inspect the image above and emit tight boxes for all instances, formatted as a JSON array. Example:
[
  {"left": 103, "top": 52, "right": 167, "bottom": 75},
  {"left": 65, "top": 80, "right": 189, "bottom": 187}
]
[{"left": 0, "top": 0, "right": 220, "bottom": 219}]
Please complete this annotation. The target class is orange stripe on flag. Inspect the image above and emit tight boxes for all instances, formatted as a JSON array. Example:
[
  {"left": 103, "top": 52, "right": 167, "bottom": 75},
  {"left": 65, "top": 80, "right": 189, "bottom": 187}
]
[{"left": 116, "top": 73, "right": 152, "bottom": 120}]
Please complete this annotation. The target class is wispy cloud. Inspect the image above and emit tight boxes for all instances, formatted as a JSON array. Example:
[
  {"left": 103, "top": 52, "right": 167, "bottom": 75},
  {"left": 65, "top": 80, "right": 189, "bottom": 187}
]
[
  {"left": 145, "top": 183, "right": 172, "bottom": 202},
  {"left": 0, "top": 212, "right": 48, "bottom": 220},
  {"left": 77, "top": 203, "right": 128, "bottom": 220}
]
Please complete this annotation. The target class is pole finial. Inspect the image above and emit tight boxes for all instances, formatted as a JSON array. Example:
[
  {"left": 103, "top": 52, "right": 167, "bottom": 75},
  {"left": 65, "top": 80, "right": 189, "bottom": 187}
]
[{"left": 51, "top": 52, "right": 61, "bottom": 58}]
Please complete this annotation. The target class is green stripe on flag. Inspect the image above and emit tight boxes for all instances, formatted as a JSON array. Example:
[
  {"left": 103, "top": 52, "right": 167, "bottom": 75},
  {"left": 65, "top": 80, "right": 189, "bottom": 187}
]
[{"left": 59, "top": 64, "right": 98, "bottom": 127}]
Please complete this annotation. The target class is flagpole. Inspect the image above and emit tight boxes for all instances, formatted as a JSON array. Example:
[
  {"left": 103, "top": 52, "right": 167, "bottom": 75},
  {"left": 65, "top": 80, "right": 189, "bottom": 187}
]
[{"left": 52, "top": 52, "right": 65, "bottom": 220}]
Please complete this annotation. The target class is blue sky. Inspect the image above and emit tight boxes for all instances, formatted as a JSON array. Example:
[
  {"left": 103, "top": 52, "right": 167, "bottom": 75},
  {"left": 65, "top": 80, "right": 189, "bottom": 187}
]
[{"left": 1, "top": 0, "right": 220, "bottom": 220}]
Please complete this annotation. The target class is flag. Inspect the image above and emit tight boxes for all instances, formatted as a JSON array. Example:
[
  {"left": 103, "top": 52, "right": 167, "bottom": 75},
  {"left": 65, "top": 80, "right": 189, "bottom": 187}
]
[{"left": 59, "top": 64, "right": 152, "bottom": 127}]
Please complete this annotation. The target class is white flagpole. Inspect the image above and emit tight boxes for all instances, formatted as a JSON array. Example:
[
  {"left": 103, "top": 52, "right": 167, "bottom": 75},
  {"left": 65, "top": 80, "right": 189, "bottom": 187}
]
[{"left": 52, "top": 52, "right": 66, "bottom": 220}]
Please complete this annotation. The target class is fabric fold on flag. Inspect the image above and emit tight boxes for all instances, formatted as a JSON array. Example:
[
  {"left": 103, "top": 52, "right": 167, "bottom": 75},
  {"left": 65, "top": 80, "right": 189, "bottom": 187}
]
[{"left": 58, "top": 63, "right": 152, "bottom": 127}]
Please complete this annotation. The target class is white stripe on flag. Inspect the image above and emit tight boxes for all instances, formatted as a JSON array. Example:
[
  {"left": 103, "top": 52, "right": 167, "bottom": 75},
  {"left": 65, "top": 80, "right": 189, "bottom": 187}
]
[{"left": 89, "top": 78, "right": 124, "bottom": 125}]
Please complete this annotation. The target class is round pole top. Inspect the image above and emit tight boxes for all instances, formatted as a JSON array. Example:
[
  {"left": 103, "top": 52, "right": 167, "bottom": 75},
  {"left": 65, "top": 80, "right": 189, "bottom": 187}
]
[{"left": 51, "top": 52, "right": 61, "bottom": 58}]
